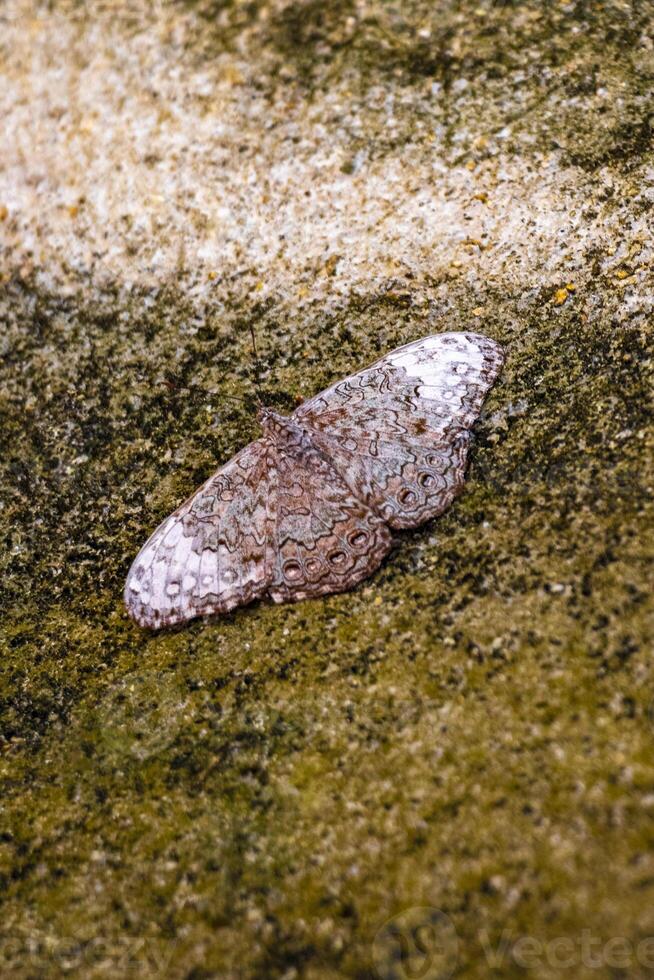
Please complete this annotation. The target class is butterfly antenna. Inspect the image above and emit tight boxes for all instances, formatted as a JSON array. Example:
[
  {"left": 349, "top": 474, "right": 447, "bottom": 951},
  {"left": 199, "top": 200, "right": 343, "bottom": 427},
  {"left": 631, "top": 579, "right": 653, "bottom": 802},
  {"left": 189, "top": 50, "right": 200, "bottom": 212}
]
[
  {"left": 249, "top": 323, "right": 263, "bottom": 407},
  {"left": 220, "top": 392, "right": 249, "bottom": 409}
]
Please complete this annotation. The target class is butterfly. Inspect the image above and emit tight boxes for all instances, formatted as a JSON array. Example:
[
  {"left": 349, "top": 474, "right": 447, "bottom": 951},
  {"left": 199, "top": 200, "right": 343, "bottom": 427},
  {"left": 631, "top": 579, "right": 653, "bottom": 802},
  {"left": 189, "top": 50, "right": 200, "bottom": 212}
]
[{"left": 124, "top": 332, "right": 504, "bottom": 628}]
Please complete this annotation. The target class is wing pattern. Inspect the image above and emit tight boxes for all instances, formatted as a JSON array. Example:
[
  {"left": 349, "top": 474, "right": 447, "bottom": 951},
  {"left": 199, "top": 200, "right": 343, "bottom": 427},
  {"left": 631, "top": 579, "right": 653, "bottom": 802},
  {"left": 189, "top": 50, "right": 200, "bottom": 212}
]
[
  {"left": 266, "top": 418, "right": 392, "bottom": 603},
  {"left": 124, "top": 441, "right": 277, "bottom": 628},
  {"left": 295, "top": 332, "right": 504, "bottom": 527},
  {"left": 125, "top": 332, "right": 503, "bottom": 627}
]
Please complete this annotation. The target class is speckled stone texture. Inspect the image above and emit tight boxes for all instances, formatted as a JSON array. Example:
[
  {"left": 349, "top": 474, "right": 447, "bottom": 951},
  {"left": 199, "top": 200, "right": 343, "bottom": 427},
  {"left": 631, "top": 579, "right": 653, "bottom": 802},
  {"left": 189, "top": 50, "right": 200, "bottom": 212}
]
[{"left": 1, "top": 1, "right": 653, "bottom": 978}]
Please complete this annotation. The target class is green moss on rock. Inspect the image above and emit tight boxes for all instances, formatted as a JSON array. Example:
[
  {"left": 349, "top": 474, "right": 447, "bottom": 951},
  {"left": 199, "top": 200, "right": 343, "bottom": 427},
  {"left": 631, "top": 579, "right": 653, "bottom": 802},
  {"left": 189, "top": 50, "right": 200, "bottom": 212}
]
[{"left": 1, "top": 1, "right": 654, "bottom": 978}]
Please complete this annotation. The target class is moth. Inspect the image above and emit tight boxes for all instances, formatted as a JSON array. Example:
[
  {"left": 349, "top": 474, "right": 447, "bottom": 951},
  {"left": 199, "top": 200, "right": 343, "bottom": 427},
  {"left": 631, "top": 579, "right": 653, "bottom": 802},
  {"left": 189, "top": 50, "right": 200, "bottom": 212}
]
[{"left": 125, "top": 332, "right": 504, "bottom": 628}]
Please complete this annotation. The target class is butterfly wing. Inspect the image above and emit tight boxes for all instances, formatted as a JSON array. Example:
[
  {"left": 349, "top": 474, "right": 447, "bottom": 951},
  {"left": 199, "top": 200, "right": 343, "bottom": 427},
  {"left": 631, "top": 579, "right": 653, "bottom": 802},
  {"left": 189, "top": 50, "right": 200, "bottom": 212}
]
[
  {"left": 294, "top": 332, "right": 504, "bottom": 528},
  {"left": 124, "top": 440, "right": 277, "bottom": 628},
  {"left": 126, "top": 332, "right": 502, "bottom": 626},
  {"left": 267, "top": 431, "right": 392, "bottom": 604}
]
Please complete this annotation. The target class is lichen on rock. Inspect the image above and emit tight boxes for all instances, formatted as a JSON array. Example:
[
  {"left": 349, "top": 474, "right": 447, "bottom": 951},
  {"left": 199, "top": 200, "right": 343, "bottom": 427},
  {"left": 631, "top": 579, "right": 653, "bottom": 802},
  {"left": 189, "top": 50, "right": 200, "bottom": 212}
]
[{"left": 1, "top": 1, "right": 653, "bottom": 977}]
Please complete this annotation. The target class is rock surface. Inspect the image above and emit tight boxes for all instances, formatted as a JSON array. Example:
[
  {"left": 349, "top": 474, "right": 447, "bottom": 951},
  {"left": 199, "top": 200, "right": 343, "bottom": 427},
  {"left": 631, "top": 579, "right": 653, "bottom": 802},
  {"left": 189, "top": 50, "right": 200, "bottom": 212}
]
[{"left": 1, "top": 1, "right": 653, "bottom": 977}]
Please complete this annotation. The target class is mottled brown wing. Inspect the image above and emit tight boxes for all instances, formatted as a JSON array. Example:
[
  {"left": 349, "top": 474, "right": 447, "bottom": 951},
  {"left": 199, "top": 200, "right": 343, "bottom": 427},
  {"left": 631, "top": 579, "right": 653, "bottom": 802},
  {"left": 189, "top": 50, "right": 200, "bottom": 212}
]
[
  {"left": 124, "top": 440, "right": 277, "bottom": 628},
  {"left": 294, "top": 332, "right": 504, "bottom": 528},
  {"left": 266, "top": 430, "right": 392, "bottom": 604}
]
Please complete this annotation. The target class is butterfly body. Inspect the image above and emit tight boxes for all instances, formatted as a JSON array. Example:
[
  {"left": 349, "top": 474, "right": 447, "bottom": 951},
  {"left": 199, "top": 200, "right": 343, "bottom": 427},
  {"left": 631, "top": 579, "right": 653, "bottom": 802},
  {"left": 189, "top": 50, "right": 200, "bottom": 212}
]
[{"left": 125, "top": 332, "right": 504, "bottom": 628}]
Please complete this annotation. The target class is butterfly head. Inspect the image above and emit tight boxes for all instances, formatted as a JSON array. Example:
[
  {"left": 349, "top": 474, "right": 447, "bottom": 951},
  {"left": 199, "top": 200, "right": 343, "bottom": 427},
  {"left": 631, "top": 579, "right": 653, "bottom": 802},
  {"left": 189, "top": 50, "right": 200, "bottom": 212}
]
[
  {"left": 257, "top": 406, "right": 303, "bottom": 445},
  {"left": 256, "top": 405, "right": 278, "bottom": 425},
  {"left": 256, "top": 404, "right": 287, "bottom": 431}
]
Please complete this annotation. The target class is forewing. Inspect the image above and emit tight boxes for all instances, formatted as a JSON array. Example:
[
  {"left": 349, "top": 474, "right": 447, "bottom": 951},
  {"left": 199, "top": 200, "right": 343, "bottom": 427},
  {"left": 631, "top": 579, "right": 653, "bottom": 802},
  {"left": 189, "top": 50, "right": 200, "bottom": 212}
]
[
  {"left": 267, "top": 438, "right": 392, "bottom": 604},
  {"left": 124, "top": 440, "right": 276, "bottom": 628},
  {"left": 294, "top": 332, "right": 504, "bottom": 528}
]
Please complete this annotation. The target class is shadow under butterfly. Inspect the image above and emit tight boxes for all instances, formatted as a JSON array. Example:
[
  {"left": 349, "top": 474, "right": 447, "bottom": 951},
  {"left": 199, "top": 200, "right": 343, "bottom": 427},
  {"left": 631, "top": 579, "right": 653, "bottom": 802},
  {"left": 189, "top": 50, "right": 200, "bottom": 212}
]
[{"left": 125, "top": 332, "right": 504, "bottom": 628}]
